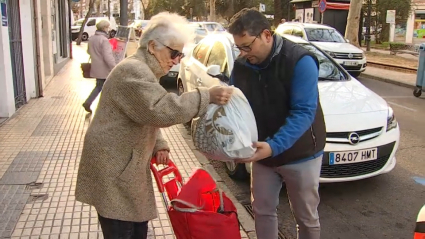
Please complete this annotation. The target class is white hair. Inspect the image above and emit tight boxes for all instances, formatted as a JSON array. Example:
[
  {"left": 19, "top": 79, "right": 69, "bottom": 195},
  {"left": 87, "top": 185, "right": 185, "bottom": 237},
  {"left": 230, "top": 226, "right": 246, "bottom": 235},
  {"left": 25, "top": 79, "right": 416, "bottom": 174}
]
[
  {"left": 139, "top": 12, "right": 195, "bottom": 49},
  {"left": 96, "top": 20, "right": 110, "bottom": 31}
]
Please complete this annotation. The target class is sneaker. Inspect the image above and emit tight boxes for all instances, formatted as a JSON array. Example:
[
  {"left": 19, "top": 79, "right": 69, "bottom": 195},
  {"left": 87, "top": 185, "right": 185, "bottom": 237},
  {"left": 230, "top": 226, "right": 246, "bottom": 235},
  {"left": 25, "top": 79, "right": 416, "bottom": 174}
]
[{"left": 82, "top": 103, "right": 92, "bottom": 113}]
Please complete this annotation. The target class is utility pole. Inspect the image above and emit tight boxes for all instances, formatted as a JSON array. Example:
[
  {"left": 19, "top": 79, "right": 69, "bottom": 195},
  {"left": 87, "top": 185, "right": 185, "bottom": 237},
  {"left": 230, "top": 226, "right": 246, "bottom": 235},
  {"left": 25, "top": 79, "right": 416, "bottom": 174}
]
[
  {"left": 120, "top": 0, "right": 128, "bottom": 25},
  {"left": 366, "top": 0, "right": 371, "bottom": 51}
]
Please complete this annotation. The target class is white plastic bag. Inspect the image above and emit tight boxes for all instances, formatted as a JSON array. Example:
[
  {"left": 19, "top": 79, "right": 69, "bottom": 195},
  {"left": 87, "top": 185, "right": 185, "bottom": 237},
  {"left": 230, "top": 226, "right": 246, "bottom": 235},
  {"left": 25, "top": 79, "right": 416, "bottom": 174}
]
[{"left": 192, "top": 86, "right": 258, "bottom": 162}]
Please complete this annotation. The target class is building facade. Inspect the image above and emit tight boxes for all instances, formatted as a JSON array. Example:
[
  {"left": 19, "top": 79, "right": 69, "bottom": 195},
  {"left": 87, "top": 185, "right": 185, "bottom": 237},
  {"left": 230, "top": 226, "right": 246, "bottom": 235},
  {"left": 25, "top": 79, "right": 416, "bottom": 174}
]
[{"left": 0, "top": 0, "right": 71, "bottom": 118}]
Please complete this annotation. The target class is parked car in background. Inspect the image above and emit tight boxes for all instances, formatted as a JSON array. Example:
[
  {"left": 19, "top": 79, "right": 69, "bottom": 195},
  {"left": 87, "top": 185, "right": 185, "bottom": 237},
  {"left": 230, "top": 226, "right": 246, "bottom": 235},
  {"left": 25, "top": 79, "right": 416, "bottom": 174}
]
[
  {"left": 159, "top": 24, "right": 207, "bottom": 86},
  {"left": 71, "top": 17, "right": 117, "bottom": 41},
  {"left": 178, "top": 34, "right": 399, "bottom": 183},
  {"left": 129, "top": 20, "right": 149, "bottom": 37},
  {"left": 276, "top": 23, "right": 367, "bottom": 77}
]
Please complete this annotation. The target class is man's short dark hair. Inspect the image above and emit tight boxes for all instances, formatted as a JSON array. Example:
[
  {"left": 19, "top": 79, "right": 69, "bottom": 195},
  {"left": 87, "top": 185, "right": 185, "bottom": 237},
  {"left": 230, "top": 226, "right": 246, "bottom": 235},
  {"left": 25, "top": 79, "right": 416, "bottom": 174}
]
[{"left": 229, "top": 8, "right": 271, "bottom": 36}]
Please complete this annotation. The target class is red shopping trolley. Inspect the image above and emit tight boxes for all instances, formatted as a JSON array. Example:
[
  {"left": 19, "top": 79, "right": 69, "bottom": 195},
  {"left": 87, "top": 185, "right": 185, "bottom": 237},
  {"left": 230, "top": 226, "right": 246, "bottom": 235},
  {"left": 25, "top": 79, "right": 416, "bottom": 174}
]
[{"left": 150, "top": 157, "right": 242, "bottom": 239}]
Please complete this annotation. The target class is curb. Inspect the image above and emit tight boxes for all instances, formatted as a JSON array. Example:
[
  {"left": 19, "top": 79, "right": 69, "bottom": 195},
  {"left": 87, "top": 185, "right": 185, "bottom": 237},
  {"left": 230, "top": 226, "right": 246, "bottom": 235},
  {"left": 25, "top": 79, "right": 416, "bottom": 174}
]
[
  {"left": 176, "top": 124, "right": 257, "bottom": 239},
  {"left": 361, "top": 73, "right": 416, "bottom": 89}
]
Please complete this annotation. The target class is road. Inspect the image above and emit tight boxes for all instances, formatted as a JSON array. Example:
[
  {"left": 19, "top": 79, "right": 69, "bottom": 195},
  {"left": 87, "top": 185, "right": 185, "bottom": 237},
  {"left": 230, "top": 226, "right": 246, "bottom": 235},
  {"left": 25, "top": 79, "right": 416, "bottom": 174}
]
[{"left": 168, "top": 76, "right": 425, "bottom": 239}]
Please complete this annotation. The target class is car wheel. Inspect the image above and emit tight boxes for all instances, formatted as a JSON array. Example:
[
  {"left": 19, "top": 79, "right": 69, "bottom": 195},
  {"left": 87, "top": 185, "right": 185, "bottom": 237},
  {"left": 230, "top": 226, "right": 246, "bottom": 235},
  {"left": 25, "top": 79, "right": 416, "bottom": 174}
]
[
  {"left": 349, "top": 72, "right": 361, "bottom": 78},
  {"left": 413, "top": 87, "right": 422, "bottom": 97},
  {"left": 225, "top": 161, "right": 249, "bottom": 180},
  {"left": 110, "top": 30, "right": 116, "bottom": 38},
  {"left": 82, "top": 33, "right": 89, "bottom": 41}
]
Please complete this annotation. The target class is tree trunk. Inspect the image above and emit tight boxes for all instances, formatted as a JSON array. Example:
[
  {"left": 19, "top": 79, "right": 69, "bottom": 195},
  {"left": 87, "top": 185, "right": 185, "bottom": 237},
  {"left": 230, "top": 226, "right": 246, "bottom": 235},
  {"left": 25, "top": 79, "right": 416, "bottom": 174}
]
[
  {"left": 76, "top": 0, "right": 95, "bottom": 45},
  {"left": 209, "top": 0, "right": 216, "bottom": 21},
  {"left": 95, "top": 0, "right": 101, "bottom": 17},
  {"left": 274, "top": 0, "right": 282, "bottom": 27},
  {"left": 345, "top": 0, "right": 362, "bottom": 47},
  {"left": 107, "top": 0, "right": 111, "bottom": 17}
]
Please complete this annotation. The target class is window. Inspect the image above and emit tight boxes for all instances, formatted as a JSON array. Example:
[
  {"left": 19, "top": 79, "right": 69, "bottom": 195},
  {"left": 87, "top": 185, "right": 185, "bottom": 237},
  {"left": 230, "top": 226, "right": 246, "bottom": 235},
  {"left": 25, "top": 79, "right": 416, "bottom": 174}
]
[
  {"left": 301, "top": 44, "right": 347, "bottom": 81},
  {"left": 87, "top": 19, "right": 96, "bottom": 27},
  {"left": 304, "top": 28, "right": 346, "bottom": 43},
  {"left": 206, "top": 42, "right": 226, "bottom": 67},
  {"left": 292, "top": 27, "right": 304, "bottom": 38},
  {"left": 192, "top": 43, "right": 210, "bottom": 65}
]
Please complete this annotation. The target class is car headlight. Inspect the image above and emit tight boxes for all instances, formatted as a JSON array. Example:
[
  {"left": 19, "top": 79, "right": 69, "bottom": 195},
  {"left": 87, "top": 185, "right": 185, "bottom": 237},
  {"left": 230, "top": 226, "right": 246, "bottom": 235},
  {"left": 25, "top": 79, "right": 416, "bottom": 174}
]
[
  {"left": 387, "top": 107, "right": 397, "bottom": 131},
  {"left": 324, "top": 51, "right": 336, "bottom": 57}
]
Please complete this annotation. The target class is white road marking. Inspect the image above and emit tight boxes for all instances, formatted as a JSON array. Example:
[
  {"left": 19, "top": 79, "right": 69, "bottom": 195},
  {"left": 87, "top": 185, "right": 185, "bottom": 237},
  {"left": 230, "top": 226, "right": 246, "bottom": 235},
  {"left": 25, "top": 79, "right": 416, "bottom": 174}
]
[{"left": 388, "top": 101, "right": 417, "bottom": 112}]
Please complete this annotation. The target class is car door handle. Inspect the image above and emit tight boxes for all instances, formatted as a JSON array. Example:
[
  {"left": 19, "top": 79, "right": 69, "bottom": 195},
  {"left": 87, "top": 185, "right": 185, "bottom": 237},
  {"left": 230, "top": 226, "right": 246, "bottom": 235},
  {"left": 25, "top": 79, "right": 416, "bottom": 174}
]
[
  {"left": 196, "top": 78, "right": 202, "bottom": 84},
  {"left": 185, "top": 66, "right": 190, "bottom": 71}
]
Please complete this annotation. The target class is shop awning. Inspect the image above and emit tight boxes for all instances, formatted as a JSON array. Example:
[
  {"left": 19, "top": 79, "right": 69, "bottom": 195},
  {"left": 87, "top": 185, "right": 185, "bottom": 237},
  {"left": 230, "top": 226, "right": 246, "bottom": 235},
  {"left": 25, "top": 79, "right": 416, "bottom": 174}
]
[{"left": 326, "top": 2, "right": 350, "bottom": 10}]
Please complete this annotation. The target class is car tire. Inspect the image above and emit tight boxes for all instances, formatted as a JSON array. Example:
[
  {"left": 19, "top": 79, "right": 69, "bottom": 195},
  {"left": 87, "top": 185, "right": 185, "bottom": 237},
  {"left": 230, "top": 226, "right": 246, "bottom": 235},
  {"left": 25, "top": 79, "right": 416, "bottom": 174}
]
[
  {"left": 225, "top": 161, "right": 249, "bottom": 180},
  {"left": 82, "top": 33, "right": 89, "bottom": 41},
  {"left": 110, "top": 30, "right": 116, "bottom": 38},
  {"left": 349, "top": 72, "right": 361, "bottom": 78}
]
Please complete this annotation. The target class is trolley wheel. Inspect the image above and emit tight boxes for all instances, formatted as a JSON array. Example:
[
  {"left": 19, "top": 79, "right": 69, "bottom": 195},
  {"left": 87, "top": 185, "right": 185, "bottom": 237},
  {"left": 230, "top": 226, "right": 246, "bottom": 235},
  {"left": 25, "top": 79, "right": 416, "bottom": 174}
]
[{"left": 413, "top": 88, "right": 422, "bottom": 97}]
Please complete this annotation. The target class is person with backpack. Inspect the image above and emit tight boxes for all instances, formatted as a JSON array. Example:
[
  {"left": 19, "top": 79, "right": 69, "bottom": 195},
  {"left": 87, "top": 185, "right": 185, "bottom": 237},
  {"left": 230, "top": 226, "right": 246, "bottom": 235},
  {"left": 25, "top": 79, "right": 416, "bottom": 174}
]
[{"left": 228, "top": 8, "right": 326, "bottom": 239}]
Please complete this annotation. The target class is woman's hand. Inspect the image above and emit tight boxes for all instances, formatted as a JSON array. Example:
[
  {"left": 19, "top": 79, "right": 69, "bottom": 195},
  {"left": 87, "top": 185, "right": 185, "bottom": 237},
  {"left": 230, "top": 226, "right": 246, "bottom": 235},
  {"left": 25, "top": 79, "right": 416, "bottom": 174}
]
[
  {"left": 209, "top": 86, "right": 234, "bottom": 105},
  {"left": 155, "top": 150, "right": 170, "bottom": 165}
]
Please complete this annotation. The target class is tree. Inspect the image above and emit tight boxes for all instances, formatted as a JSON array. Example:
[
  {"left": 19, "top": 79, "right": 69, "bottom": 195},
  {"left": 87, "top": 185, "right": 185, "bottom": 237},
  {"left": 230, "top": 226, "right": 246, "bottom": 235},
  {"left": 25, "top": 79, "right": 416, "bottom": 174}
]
[
  {"left": 76, "top": 0, "right": 96, "bottom": 45},
  {"left": 95, "top": 0, "right": 102, "bottom": 17},
  {"left": 274, "top": 0, "right": 282, "bottom": 26},
  {"left": 345, "top": 0, "right": 363, "bottom": 47}
]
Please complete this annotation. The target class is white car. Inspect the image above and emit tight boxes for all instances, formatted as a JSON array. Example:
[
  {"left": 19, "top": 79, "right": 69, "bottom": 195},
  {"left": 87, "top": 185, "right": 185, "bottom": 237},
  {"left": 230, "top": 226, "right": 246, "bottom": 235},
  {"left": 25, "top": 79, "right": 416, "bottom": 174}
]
[
  {"left": 276, "top": 23, "right": 367, "bottom": 77},
  {"left": 178, "top": 34, "right": 400, "bottom": 183},
  {"left": 71, "top": 17, "right": 118, "bottom": 41}
]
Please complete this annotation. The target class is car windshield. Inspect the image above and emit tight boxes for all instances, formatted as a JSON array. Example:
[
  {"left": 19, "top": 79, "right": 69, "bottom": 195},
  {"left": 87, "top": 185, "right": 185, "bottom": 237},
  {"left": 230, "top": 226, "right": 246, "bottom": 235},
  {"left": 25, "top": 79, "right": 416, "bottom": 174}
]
[
  {"left": 74, "top": 20, "right": 84, "bottom": 26},
  {"left": 301, "top": 44, "right": 347, "bottom": 81},
  {"left": 304, "top": 28, "right": 346, "bottom": 43}
]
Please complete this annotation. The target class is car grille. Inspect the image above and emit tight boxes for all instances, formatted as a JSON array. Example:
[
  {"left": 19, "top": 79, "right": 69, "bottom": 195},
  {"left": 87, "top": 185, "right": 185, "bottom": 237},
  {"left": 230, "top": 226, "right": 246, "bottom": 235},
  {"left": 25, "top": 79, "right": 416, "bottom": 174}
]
[
  {"left": 320, "top": 141, "right": 395, "bottom": 178},
  {"left": 333, "top": 52, "right": 363, "bottom": 60},
  {"left": 341, "top": 65, "right": 363, "bottom": 71},
  {"left": 321, "top": 154, "right": 390, "bottom": 178},
  {"left": 326, "top": 127, "right": 383, "bottom": 144}
]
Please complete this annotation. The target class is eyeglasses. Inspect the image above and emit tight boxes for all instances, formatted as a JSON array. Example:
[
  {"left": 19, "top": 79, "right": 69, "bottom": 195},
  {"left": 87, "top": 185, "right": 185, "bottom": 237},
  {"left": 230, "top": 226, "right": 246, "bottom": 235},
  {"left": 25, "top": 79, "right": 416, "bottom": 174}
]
[
  {"left": 234, "top": 30, "right": 265, "bottom": 52},
  {"left": 157, "top": 41, "right": 185, "bottom": 59}
]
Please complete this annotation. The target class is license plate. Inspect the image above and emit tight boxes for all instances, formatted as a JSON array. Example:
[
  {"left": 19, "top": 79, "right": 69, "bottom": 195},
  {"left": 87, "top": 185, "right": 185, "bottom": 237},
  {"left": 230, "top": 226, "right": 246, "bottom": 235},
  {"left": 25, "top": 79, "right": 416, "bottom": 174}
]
[
  {"left": 329, "top": 148, "right": 378, "bottom": 165},
  {"left": 344, "top": 61, "right": 358, "bottom": 66}
]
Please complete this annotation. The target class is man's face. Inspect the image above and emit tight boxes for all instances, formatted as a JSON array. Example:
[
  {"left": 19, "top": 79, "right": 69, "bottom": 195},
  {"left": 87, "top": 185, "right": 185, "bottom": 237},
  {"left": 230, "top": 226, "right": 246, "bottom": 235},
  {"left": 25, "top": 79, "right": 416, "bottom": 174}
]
[{"left": 233, "top": 30, "right": 272, "bottom": 65}]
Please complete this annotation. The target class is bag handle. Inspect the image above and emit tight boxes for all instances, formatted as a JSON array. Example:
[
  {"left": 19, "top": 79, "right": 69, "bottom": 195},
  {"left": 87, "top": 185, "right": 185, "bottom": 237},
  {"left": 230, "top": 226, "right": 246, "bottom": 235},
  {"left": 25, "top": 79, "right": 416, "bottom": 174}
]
[{"left": 170, "top": 199, "right": 203, "bottom": 213}]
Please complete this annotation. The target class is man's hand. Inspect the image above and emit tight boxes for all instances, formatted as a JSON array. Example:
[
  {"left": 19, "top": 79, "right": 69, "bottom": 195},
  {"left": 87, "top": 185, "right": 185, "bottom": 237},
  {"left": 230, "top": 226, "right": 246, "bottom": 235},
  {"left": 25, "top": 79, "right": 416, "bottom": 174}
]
[
  {"left": 155, "top": 150, "right": 170, "bottom": 165},
  {"left": 235, "top": 142, "right": 273, "bottom": 163}
]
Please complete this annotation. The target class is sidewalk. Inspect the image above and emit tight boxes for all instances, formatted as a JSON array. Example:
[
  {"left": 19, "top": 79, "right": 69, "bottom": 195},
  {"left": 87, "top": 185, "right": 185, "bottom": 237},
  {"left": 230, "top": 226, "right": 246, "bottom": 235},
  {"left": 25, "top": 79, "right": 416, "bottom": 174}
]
[
  {"left": 0, "top": 43, "right": 253, "bottom": 239},
  {"left": 362, "top": 67, "right": 416, "bottom": 88}
]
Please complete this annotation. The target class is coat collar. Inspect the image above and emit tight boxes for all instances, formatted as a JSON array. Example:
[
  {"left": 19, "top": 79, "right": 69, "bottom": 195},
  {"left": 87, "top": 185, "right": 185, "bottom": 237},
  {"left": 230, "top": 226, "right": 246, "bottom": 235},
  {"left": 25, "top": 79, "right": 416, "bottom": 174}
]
[
  {"left": 133, "top": 47, "right": 165, "bottom": 79},
  {"left": 95, "top": 30, "right": 109, "bottom": 38}
]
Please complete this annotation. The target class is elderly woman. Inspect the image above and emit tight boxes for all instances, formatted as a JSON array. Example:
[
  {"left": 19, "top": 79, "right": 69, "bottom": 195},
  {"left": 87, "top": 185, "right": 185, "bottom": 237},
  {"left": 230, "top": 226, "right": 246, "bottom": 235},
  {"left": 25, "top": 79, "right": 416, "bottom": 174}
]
[
  {"left": 75, "top": 12, "right": 233, "bottom": 239},
  {"left": 82, "top": 19, "right": 116, "bottom": 113}
]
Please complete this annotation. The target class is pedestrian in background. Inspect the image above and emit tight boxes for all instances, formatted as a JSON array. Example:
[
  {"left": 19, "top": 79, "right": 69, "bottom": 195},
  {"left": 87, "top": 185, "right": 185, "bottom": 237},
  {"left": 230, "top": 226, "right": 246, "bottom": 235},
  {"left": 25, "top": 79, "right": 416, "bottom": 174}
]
[
  {"left": 228, "top": 8, "right": 326, "bottom": 239},
  {"left": 82, "top": 19, "right": 116, "bottom": 113},
  {"left": 75, "top": 12, "right": 233, "bottom": 239}
]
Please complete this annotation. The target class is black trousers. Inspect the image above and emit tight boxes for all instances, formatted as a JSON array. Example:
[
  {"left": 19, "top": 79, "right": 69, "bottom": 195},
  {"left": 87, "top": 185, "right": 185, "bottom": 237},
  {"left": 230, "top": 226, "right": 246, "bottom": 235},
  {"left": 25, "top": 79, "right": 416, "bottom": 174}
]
[
  {"left": 84, "top": 79, "right": 105, "bottom": 106},
  {"left": 98, "top": 214, "right": 149, "bottom": 239}
]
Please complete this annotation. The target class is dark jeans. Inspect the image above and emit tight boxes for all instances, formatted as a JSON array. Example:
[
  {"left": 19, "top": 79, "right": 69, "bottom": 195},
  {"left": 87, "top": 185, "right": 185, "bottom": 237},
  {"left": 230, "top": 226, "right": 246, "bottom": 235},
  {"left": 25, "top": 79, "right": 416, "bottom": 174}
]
[
  {"left": 98, "top": 214, "right": 149, "bottom": 239},
  {"left": 84, "top": 79, "right": 105, "bottom": 106}
]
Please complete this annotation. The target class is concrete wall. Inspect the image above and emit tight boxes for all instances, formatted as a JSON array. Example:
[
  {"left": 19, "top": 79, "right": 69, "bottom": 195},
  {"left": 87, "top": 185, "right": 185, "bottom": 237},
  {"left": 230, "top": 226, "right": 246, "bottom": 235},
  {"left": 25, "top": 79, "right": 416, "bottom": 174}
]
[{"left": 0, "top": 3, "right": 16, "bottom": 117}]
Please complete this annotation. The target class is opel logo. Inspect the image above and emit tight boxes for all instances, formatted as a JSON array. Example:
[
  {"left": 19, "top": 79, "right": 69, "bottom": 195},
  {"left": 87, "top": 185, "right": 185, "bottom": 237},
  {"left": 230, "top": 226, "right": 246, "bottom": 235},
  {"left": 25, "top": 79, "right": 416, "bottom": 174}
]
[
  {"left": 348, "top": 53, "right": 354, "bottom": 59},
  {"left": 348, "top": 132, "right": 360, "bottom": 145}
]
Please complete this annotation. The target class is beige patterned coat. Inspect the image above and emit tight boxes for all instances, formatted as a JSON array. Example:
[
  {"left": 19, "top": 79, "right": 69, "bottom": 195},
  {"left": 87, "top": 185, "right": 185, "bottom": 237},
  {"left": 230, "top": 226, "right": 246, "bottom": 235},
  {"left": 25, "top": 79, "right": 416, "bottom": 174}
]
[{"left": 75, "top": 47, "right": 210, "bottom": 222}]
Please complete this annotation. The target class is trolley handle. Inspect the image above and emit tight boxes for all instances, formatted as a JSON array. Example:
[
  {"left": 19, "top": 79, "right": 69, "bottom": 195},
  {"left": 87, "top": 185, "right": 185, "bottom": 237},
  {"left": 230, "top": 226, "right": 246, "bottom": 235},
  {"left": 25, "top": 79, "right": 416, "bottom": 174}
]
[{"left": 150, "top": 157, "right": 183, "bottom": 193}]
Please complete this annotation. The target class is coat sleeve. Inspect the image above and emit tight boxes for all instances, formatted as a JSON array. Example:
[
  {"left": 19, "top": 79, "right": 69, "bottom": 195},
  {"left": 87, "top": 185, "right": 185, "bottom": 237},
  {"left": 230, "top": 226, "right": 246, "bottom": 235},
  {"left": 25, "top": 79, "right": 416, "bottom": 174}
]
[
  {"left": 102, "top": 39, "right": 116, "bottom": 71},
  {"left": 153, "top": 130, "right": 170, "bottom": 154},
  {"left": 109, "top": 66, "right": 210, "bottom": 127}
]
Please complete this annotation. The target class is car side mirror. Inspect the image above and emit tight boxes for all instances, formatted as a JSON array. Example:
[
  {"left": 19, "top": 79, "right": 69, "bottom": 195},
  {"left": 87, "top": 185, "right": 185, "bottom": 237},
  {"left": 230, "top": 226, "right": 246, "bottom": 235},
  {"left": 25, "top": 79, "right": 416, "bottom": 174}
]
[
  {"left": 346, "top": 38, "right": 350, "bottom": 43},
  {"left": 207, "top": 65, "right": 230, "bottom": 84},
  {"left": 206, "top": 65, "right": 221, "bottom": 76}
]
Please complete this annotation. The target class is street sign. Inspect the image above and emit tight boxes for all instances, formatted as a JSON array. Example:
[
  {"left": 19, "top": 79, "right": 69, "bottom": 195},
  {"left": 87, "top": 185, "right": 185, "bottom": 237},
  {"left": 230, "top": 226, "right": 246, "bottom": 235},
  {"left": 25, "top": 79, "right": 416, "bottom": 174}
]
[
  {"left": 318, "top": 0, "right": 326, "bottom": 13},
  {"left": 259, "top": 3, "right": 265, "bottom": 12},
  {"left": 386, "top": 10, "right": 396, "bottom": 24}
]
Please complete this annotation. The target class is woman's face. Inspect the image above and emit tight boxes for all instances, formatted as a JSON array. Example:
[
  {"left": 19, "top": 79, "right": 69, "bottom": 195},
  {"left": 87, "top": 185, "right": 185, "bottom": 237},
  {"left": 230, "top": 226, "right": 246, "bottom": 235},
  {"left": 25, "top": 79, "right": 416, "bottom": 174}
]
[{"left": 149, "top": 41, "right": 184, "bottom": 74}]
